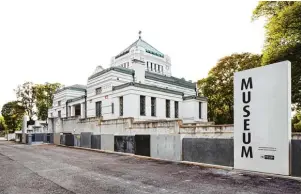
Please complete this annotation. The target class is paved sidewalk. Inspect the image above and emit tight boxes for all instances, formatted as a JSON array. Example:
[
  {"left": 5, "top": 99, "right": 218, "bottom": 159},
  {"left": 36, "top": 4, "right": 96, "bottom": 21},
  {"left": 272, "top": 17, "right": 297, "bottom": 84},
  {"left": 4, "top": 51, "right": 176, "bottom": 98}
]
[{"left": 0, "top": 141, "right": 300, "bottom": 194}]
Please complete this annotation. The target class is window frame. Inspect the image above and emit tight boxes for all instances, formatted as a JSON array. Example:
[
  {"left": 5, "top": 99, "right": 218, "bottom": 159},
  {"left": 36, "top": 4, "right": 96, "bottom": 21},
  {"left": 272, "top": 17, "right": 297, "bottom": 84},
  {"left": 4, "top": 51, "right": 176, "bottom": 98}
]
[
  {"left": 175, "top": 101, "right": 179, "bottom": 118},
  {"left": 119, "top": 96, "right": 123, "bottom": 116},
  {"left": 199, "top": 102, "right": 202, "bottom": 119},
  {"left": 166, "top": 99, "right": 170, "bottom": 118},
  {"left": 95, "top": 87, "right": 102, "bottom": 95},
  {"left": 140, "top": 95, "right": 146, "bottom": 116},
  {"left": 151, "top": 97, "right": 156, "bottom": 117},
  {"left": 95, "top": 101, "right": 102, "bottom": 117}
]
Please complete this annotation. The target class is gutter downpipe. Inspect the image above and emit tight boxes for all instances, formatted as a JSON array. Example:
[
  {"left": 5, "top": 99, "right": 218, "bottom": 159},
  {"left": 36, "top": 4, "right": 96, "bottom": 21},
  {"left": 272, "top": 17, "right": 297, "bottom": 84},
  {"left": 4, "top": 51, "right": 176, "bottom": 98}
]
[
  {"left": 85, "top": 90, "right": 87, "bottom": 119},
  {"left": 66, "top": 101, "right": 68, "bottom": 117}
]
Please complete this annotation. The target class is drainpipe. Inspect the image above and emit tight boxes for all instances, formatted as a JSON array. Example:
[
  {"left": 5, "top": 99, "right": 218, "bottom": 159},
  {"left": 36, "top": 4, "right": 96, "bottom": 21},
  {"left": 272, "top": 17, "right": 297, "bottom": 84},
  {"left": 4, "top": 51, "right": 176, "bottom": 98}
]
[
  {"left": 85, "top": 90, "right": 87, "bottom": 119},
  {"left": 132, "top": 72, "right": 135, "bottom": 82},
  {"left": 66, "top": 101, "right": 68, "bottom": 117}
]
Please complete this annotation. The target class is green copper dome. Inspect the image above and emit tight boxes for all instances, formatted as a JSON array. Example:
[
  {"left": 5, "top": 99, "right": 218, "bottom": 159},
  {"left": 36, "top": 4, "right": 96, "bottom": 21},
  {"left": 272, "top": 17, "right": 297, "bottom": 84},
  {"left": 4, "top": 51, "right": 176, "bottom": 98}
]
[{"left": 115, "top": 38, "right": 164, "bottom": 59}]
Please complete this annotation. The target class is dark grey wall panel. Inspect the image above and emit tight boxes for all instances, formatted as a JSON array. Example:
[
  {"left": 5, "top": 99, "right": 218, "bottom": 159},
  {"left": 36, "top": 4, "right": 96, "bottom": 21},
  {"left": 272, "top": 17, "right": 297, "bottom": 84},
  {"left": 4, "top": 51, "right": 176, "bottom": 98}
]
[
  {"left": 43, "top": 133, "right": 52, "bottom": 143},
  {"left": 135, "top": 135, "right": 150, "bottom": 156},
  {"left": 91, "top": 135, "right": 101, "bottom": 149},
  {"left": 49, "top": 133, "right": 54, "bottom": 143},
  {"left": 60, "top": 134, "right": 65, "bottom": 145},
  {"left": 74, "top": 134, "right": 81, "bottom": 147},
  {"left": 114, "top": 136, "right": 135, "bottom": 154},
  {"left": 34, "top": 133, "right": 45, "bottom": 142},
  {"left": 292, "top": 140, "right": 301, "bottom": 177},
  {"left": 43, "top": 133, "right": 47, "bottom": 143},
  {"left": 183, "top": 138, "right": 234, "bottom": 167},
  {"left": 80, "top": 132, "right": 92, "bottom": 148},
  {"left": 65, "top": 134, "right": 74, "bottom": 146}
]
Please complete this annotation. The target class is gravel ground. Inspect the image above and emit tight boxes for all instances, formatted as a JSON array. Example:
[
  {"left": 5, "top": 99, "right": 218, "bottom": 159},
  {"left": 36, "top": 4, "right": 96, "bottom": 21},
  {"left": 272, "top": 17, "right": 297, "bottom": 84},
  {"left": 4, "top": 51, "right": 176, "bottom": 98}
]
[{"left": 0, "top": 141, "right": 301, "bottom": 194}]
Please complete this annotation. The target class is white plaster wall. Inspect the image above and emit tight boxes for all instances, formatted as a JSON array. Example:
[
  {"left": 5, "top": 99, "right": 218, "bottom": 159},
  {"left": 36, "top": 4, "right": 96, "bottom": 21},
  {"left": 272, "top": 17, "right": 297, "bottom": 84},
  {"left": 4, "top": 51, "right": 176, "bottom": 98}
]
[
  {"left": 124, "top": 94, "right": 139, "bottom": 117},
  {"left": 120, "top": 87, "right": 183, "bottom": 121},
  {"left": 181, "top": 100, "right": 195, "bottom": 122},
  {"left": 87, "top": 71, "right": 132, "bottom": 96},
  {"left": 50, "top": 89, "right": 85, "bottom": 118},
  {"left": 132, "top": 62, "right": 145, "bottom": 83},
  {"left": 181, "top": 99, "right": 207, "bottom": 123},
  {"left": 111, "top": 46, "right": 171, "bottom": 76}
]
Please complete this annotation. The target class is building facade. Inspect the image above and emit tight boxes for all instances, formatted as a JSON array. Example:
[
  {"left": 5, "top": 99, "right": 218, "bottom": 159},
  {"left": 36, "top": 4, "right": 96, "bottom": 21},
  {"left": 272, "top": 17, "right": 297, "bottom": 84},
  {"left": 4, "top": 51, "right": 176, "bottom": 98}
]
[{"left": 48, "top": 35, "right": 208, "bottom": 123}]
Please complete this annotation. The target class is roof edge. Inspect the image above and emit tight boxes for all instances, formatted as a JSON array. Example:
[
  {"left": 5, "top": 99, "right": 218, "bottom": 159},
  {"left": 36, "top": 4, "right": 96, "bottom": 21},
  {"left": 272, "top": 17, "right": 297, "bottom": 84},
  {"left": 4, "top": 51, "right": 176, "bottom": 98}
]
[
  {"left": 112, "top": 82, "right": 184, "bottom": 96},
  {"left": 183, "top": 95, "right": 207, "bottom": 101},
  {"left": 88, "top": 67, "right": 134, "bottom": 80},
  {"left": 66, "top": 95, "right": 86, "bottom": 103},
  {"left": 55, "top": 86, "right": 86, "bottom": 94}
]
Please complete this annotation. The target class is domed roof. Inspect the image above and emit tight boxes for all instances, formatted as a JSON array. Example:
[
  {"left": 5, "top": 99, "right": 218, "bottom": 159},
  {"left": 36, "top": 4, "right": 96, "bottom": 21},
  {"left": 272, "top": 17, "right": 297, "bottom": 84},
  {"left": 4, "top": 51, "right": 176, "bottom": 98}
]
[{"left": 115, "top": 38, "right": 164, "bottom": 59}]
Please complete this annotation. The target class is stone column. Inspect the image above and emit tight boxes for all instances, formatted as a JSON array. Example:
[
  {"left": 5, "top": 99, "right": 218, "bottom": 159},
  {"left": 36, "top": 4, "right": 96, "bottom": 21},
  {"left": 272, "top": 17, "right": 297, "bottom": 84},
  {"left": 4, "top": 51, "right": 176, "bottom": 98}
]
[
  {"left": 70, "top": 106, "right": 74, "bottom": 116},
  {"left": 81, "top": 103, "right": 85, "bottom": 119},
  {"left": 22, "top": 115, "right": 29, "bottom": 143}
]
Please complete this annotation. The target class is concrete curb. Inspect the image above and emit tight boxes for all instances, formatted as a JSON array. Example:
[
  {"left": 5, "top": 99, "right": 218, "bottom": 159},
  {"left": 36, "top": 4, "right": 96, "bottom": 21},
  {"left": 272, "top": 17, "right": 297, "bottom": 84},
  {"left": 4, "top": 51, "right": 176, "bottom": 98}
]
[
  {"left": 55, "top": 144, "right": 301, "bottom": 181},
  {"left": 234, "top": 169, "right": 301, "bottom": 181}
]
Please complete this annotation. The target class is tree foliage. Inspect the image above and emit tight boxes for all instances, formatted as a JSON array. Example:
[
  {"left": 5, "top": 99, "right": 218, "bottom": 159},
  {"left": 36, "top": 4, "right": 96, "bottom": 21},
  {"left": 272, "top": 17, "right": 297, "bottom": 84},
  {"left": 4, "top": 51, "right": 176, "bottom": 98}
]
[
  {"left": 253, "top": 1, "right": 301, "bottom": 110},
  {"left": 15, "top": 82, "right": 36, "bottom": 120},
  {"left": 34, "top": 83, "right": 62, "bottom": 120},
  {"left": 1, "top": 101, "right": 25, "bottom": 133},
  {"left": 292, "top": 111, "right": 301, "bottom": 132},
  {"left": 0, "top": 116, "right": 7, "bottom": 132},
  {"left": 198, "top": 53, "right": 261, "bottom": 124}
]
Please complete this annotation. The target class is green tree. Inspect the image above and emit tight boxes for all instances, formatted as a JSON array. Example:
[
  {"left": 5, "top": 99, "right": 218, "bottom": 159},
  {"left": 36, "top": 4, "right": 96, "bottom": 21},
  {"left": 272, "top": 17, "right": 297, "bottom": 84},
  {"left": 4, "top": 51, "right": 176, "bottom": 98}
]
[
  {"left": 1, "top": 101, "right": 25, "bottom": 133},
  {"left": 292, "top": 111, "right": 301, "bottom": 132},
  {"left": 34, "top": 83, "right": 62, "bottom": 120},
  {"left": 15, "top": 82, "right": 36, "bottom": 120},
  {"left": 198, "top": 53, "right": 261, "bottom": 124},
  {"left": 252, "top": 1, "right": 301, "bottom": 110},
  {"left": 0, "top": 116, "right": 7, "bottom": 132}
]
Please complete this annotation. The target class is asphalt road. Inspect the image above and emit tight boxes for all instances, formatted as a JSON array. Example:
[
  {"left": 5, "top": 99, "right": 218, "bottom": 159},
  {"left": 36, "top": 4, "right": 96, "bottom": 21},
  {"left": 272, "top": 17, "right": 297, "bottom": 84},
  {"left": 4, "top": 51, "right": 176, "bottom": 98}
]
[{"left": 0, "top": 141, "right": 301, "bottom": 194}]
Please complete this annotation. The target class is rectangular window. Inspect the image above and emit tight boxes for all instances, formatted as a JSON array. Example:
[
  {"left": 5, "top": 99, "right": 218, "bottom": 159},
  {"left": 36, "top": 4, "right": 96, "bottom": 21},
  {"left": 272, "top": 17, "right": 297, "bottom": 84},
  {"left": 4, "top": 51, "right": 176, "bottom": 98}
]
[
  {"left": 199, "top": 102, "right": 202, "bottom": 119},
  {"left": 151, "top": 97, "right": 156, "bottom": 117},
  {"left": 140, "top": 95, "right": 146, "bottom": 116},
  {"left": 58, "top": 101, "right": 61, "bottom": 106},
  {"left": 147, "top": 62, "right": 149, "bottom": 70},
  {"left": 162, "top": 66, "right": 164, "bottom": 73},
  {"left": 111, "top": 103, "right": 114, "bottom": 114},
  {"left": 158, "top": 65, "right": 161, "bottom": 72},
  {"left": 175, "top": 101, "right": 179, "bottom": 118},
  {"left": 119, "top": 97, "right": 123, "bottom": 116},
  {"left": 166, "top": 100, "right": 170, "bottom": 118},
  {"left": 75, "top": 104, "right": 81, "bottom": 116},
  {"left": 58, "top": 111, "right": 61, "bottom": 118},
  {"left": 151, "top": 63, "right": 153, "bottom": 71},
  {"left": 96, "top": 101, "right": 102, "bottom": 117},
  {"left": 154, "top": 64, "right": 157, "bottom": 72},
  {"left": 96, "top": 87, "right": 102, "bottom": 95}
]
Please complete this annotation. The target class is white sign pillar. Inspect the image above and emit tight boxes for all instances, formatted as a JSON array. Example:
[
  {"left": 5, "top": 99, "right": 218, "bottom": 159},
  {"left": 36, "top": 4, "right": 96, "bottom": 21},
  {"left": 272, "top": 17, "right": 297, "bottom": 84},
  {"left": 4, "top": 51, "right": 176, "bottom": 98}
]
[
  {"left": 22, "top": 115, "right": 29, "bottom": 143},
  {"left": 234, "top": 61, "right": 291, "bottom": 175}
]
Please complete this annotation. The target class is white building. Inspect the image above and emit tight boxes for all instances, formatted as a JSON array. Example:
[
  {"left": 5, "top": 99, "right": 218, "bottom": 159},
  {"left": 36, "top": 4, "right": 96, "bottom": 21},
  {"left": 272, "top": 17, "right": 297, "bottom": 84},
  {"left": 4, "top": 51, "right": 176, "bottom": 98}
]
[{"left": 48, "top": 35, "right": 208, "bottom": 123}]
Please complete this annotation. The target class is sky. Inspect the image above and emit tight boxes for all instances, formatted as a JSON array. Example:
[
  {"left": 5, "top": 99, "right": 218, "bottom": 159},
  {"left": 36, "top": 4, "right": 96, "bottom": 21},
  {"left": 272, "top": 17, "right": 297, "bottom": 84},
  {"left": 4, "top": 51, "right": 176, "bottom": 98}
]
[{"left": 0, "top": 0, "right": 265, "bottom": 110}]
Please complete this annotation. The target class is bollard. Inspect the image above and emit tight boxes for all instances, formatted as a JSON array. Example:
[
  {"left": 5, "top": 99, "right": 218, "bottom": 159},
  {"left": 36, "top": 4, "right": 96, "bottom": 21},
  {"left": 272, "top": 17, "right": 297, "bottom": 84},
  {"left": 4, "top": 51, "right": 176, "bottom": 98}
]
[{"left": 27, "top": 134, "right": 32, "bottom": 145}]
